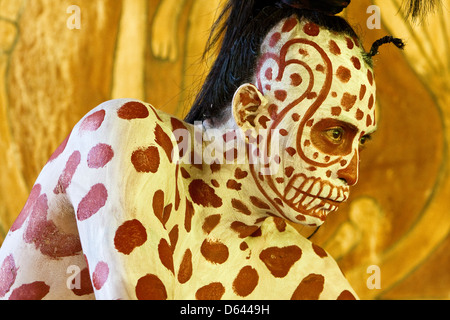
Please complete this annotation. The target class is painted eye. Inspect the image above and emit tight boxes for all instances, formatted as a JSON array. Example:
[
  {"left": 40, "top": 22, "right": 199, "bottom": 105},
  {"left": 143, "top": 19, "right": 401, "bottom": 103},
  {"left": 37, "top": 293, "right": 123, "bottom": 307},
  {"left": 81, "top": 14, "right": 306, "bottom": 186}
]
[
  {"left": 359, "top": 134, "right": 372, "bottom": 147},
  {"left": 325, "top": 128, "right": 344, "bottom": 143},
  {"left": 359, "top": 135, "right": 372, "bottom": 146}
]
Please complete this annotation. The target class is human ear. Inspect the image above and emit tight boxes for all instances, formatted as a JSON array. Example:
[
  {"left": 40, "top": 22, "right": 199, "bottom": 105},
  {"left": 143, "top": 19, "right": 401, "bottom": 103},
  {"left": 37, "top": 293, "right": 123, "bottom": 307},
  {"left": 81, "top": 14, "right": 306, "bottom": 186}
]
[{"left": 232, "top": 84, "right": 268, "bottom": 132}]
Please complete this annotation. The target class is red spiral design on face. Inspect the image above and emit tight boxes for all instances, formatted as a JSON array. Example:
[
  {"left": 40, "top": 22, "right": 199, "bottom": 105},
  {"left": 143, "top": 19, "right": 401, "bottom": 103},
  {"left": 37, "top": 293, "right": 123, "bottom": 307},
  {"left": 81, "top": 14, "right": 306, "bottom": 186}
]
[{"left": 252, "top": 38, "right": 337, "bottom": 221}]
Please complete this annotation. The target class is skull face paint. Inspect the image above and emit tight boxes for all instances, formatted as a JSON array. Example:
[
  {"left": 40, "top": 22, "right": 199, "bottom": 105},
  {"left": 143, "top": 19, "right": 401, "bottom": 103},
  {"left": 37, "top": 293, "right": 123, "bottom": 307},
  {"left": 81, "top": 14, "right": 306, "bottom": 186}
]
[{"left": 247, "top": 17, "right": 377, "bottom": 226}]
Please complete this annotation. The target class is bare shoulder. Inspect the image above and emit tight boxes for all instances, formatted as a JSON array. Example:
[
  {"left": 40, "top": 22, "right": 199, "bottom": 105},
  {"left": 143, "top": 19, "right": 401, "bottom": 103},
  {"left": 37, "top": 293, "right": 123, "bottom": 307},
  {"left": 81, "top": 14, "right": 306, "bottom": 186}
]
[{"left": 245, "top": 217, "right": 358, "bottom": 300}]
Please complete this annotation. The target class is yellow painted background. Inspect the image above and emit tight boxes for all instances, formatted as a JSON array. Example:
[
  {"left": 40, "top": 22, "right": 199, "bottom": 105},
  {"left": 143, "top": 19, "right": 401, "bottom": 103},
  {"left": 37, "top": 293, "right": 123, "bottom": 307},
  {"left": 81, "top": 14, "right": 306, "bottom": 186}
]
[{"left": 0, "top": 0, "right": 448, "bottom": 299}]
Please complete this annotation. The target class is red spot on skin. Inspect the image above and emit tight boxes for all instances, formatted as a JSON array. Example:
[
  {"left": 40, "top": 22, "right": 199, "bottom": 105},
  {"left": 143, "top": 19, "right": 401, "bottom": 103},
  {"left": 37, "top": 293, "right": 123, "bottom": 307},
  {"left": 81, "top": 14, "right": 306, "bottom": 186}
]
[
  {"left": 273, "top": 217, "right": 287, "bottom": 232},
  {"left": 269, "top": 32, "right": 281, "bottom": 47},
  {"left": 154, "top": 124, "right": 174, "bottom": 162},
  {"left": 54, "top": 151, "right": 81, "bottom": 194},
  {"left": 188, "top": 180, "right": 223, "bottom": 208},
  {"left": 268, "top": 104, "right": 278, "bottom": 119},
  {"left": 11, "top": 184, "right": 41, "bottom": 232},
  {"left": 233, "top": 266, "right": 259, "bottom": 297},
  {"left": 117, "top": 101, "right": 149, "bottom": 120},
  {"left": 71, "top": 267, "right": 94, "bottom": 296},
  {"left": 202, "top": 214, "right": 221, "bottom": 234},
  {"left": 303, "top": 22, "right": 320, "bottom": 36},
  {"left": 153, "top": 190, "right": 165, "bottom": 226},
  {"left": 298, "top": 48, "right": 308, "bottom": 56},
  {"left": 275, "top": 90, "right": 287, "bottom": 102},
  {"left": 331, "top": 106, "right": 342, "bottom": 116},
  {"left": 9, "top": 282, "right": 50, "bottom": 300},
  {"left": 366, "top": 115, "right": 373, "bottom": 127},
  {"left": 307, "top": 92, "right": 318, "bottom": 99},
  {"left": 195, "top": 282, "right": 225, "bottom": 300},
  {"left": 24, "top": 194, "right": 82, "bottom": 258},
  {"left": 341, "top": 93, "right": 358, "bottom": 111},
  {"left": 158, "top": 239, "right": 174, "bottom": 274},
  {"left": 356, "top": 109, "right": 364, "bottom": 120},
  {"left": 285, "top": 167, "right": 295, "bottom": 178},
  {"left": 329, "top": 40, "right": 341, "bottom": 55},
  {"left": 92, "top": 261, "right": 109, "bottom": 290},
  {"left": 368, "top": 70, "right": 374, "bottom": 86},
  {"left": 290, "top": 73, "right": 302, "bottom": 86},
  {"left": 291, "top": 274, "right": 325, "bottom": 300},
  {"left": 312, "top": 243, "right": 328, "bottom": 258},
  {"left": 282, "top": 17, "right": 298, "bottom": 33},
  {"left": 346, "top": 37, "right": 354, "bottom": 49},
  {"left": 368, "top": 94, "right": 375, "bottom": 109},
  {"left": 135, "top": 274, "right": 167, "bottom": 300},
  {"left": 201, "top": 239, "right": 229, "bottom": 264},
  {"left": 47, "top": 132, "right": 71, "bottom": 163},
  {"left": 250, "top": 196, "right": 270, "bottom": 210},
  {"left": 231, "top": 199, "right": 252, "bottom": 215},
  {"left": 185, "top": 199, "right": 194, "bottom": 233},
  {"left": 286, "top": 147, "right": 296, "bottom": 156},
  {"left": 316, "top": 64, "right": 325, "bottom": 73},
  {"left": 227, "top": 179, "right": 242, "bottom": 191},
  {"left": 169, "top": 225, "right": 179, "bottom": 252},
  {"left": 87, "top": 144, "right": 114, "bottom": 169},
  {"left": 177, "top": 249, "right": 193, "bottom": 284},
  {"left": 0, "top": 255, "right": 18, "bottom": 298},
  {"left": 259, "top": 246, "right": 302, "bottom": 278},
  {"left": 114, "top": 219, "right": 148, "bottom": 255},
  {"left": 351, "top": 56, "right": 361, "bottom": 70},
  {"left": 336, "top": 66, "right": 351, "bottom": 83},
  {"left": 337, "top": 290, "right": 357, "bottom": 300},
  {"left": 265, "top": 68, "right": 273, "bottom": 80},
  {"left": 77, "top": 184, "right": 108, "bottom": 221},
  {"left": 131, "top": 146, "right": 160, "bottom": 173},
  {"left": 231, "top": 221, "right": 260, "bottom": 238},
  {"left": 258, "top": 115, "right": 270, "bottom": 129},
  {"left": 360, "top": 85, "right": 367, "bottom": 100},
  {"left": 80, "top": 110, "right": 105, "bottom": 131}
]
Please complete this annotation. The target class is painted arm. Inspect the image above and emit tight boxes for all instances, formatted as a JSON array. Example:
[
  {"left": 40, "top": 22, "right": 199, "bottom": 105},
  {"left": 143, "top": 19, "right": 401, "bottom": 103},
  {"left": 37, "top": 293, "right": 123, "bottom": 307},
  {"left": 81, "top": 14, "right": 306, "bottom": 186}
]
[{"left": 67, "top": 99, "right": 177, "bottom": 299}]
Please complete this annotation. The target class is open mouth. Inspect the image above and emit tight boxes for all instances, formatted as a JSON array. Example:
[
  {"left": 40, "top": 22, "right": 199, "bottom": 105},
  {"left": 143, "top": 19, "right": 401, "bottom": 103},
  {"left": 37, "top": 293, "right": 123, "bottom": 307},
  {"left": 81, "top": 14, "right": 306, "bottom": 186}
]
[{"left": 283, "top": 174, "right": 349, "bottom": 215}]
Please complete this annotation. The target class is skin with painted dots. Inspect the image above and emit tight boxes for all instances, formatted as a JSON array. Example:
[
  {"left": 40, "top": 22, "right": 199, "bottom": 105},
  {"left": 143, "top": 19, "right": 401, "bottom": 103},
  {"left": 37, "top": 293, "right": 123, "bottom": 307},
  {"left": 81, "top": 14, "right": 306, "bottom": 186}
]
[{"left": 0, "top": 17, "right": 374, "bottom": 300}]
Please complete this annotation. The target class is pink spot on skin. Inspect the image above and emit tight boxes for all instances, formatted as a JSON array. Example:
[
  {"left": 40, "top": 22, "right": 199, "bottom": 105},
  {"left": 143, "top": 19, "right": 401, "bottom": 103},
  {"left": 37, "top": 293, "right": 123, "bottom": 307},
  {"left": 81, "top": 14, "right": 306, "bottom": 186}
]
[
  {"left": 9, "top": 282, "right": 50, "bottom": 300},
  {"left": 0, "top": 255, "right": 18, "bottom": 298},
  {"left": 11, "top": 184, "right": 41, "bottom": 232},
  {"left": 47, "top": 132, "right": 71, "bottom": 163},
  {"left": 54, "top": 151, "right": 81, "bottom": 194},
  {"left": 80, "top": 110, "right": 105, "bottom": 132},
  {"left": 77, "top": 184, "right": 108, "bottom": 221},
  {"left": 92, "top": 261, "right": 109, "bottom": 290},
  {"left": 23, "top": 194, "right": 82, "bottom": 258},
  {"left": 269, "top": 32, "right": 281, "bottom": 47},
  {"left": 87, "top": 144, "right": 114, "bottom": 169}
]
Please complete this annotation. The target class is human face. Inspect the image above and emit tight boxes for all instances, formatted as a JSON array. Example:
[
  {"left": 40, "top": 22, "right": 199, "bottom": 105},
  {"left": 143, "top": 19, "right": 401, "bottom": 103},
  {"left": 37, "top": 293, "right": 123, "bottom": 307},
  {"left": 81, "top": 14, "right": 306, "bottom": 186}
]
[{"left": 250, "top": 17, "right": 377, "bottom": 226}]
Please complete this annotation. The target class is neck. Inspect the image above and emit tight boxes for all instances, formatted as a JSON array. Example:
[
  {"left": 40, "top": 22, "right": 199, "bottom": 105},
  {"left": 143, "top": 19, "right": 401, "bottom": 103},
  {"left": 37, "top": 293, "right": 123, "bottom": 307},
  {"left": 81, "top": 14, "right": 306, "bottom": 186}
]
[{"left": 176, "top": 121, "right": 275, "bottom": 238}]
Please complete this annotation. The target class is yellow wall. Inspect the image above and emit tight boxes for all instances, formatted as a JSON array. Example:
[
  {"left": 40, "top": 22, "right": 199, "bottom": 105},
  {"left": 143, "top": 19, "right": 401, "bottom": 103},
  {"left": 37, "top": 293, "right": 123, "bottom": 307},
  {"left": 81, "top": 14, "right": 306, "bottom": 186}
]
[{"left": 0, "top": 0, "right": 448, "bottom": 299}]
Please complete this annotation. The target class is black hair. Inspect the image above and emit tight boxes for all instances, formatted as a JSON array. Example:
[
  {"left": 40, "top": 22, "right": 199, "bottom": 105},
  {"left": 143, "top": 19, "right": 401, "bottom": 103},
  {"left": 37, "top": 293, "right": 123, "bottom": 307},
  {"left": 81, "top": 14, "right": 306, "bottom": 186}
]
[
  {"left": 403, "top": 0, "right": 441, "bottom": 20},
  {"left": 183, "top": 0, "right": 439, "bottom": 125},
  {"left": 184, "top": 0, "right": 359, "bottom": 124}
]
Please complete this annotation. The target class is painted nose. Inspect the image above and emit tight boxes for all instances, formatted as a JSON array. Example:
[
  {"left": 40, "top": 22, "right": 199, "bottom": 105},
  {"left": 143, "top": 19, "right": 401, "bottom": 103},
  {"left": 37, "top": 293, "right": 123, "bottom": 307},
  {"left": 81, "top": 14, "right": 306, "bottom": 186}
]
[{"left": 337, "top": 153, "right": 359, "bottom": 186}]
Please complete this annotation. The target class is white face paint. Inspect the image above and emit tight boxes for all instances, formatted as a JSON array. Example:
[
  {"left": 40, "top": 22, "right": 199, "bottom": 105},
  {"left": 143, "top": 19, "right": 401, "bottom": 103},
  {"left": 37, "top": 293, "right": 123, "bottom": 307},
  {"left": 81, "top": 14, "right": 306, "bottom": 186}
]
[{"left": 246, "top": 16, "right": 377, "bottom": 226}]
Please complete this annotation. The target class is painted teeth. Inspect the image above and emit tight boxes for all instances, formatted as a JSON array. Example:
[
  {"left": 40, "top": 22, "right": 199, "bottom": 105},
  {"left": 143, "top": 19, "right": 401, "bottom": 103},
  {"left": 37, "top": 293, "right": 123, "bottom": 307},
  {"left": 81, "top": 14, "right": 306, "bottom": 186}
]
[
  {"left": 319, "top": 184, "right": 331, "bottom": 199},
  {"left": 284, "top": 174, "right": 350, "bottom": 210},
  {"left": 310, "top": 181, "right": 322, "bottom": 198}
]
